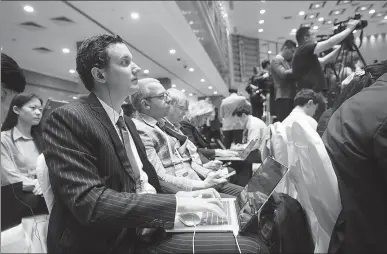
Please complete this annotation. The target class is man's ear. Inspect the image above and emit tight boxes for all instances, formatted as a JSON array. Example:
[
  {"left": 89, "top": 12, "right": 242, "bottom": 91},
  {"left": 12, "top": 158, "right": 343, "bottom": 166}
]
[
  {"left": 91, "top": 67, "right": 106, "bottom": 83},
  {"left": 141, "top": 99, "right": 150, "bottom": 110},
  {"left": 307, "top": 100, "right": 314, "bottom": 107}
]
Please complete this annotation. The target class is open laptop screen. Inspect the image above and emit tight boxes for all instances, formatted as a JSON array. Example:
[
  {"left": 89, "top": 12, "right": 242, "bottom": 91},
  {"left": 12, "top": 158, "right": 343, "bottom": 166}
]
[{"left": 236, "top": 156, "right": 289, "bottom": 231}]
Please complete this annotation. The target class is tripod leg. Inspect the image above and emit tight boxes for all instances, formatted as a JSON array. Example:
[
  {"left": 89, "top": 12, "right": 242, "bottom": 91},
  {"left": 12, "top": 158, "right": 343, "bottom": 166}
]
[{"left": 352, "top": 42, "right": 367, "bottom": 67}]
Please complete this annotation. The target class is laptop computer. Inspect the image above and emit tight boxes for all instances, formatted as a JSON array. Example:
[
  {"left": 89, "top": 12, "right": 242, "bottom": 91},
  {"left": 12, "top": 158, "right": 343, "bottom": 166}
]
[
  {"left": 1, "top": 182, "right": 25, "bottom": 231},
  {"left": 167, "top": 156, "right": 289, "bottom": 233},
  {"left": 215, "top": 139, "right": 259, "bottom": 161}
]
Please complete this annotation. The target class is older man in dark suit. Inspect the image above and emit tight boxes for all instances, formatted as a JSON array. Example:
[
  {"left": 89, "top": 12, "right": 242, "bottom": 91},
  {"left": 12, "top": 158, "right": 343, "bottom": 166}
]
[{"left": 43, "top": 34, "right": 266, "bottom": 254}]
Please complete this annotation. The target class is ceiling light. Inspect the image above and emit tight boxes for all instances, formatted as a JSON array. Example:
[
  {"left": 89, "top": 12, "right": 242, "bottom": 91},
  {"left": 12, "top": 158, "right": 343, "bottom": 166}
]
[
  {"left": 291, "top": 28, "right": 297, "bottom": 32},
  {"left": 335, "top": 11, "right": 340, "bottom": 15},
  {"left": 200, "top": 79, "right": 205, "bottom": 82},
  {"left": 181, "top": 89, "right": 185, "bottom": 92},
  {"left": 69, "top": 69, "right": 75, "bottom": 74},
  {"left": 315, "top": 4, "right": 320, "bottom": 8},
  {"left": 130, "top": 12, "right": 139, "bottom": 20},
  {"left": 268, "top": 51, "right": 272, "bottom": 54},
  {"left": 223, "top": 13, "right": 228, "bottom": 18},
  {"left": 169, "top": 49, "right": 176, "bottom": 54},
  {"left": 172, "top": 84, "right": 176, "bottom": 88},
  {"left": 208, "top": 86, "right": 213, "bottom": 89},
  {"left": 258, "top": 28, "right": 264, "bottom": 32},
  {"left": 299, "top": 11, "right": 305, "bottom": 16},
  {"left": 62, "top": 48, "right": 70, "bottom": 53},
  {"left": 309, "top": 15, "right": 315, "bottom": 18},
  {"left": 376, "top": 13, "right": 382, "bottom": 17},
  {"left": 143, "top": 69, "right": 149, "bottom": 74},
  {"left": 189, "top": 68, "right": 194, "bottom": 72},
  {"left": 360, "top": 7, "right": 366, "bottom": 11},
  {"left": 189, "top": 93, "right": 193, "bottom": 96},
  {"left": 385, "top": 16, "right": 387, "bottom": 20},
  {"left": 313, "top": 25, "right": 319, "bottom": 30},
  {"left": 260, "top": 9, "right": 266, "bottom": 14},
  {"left": 24, "top": 5, "right": 34, "bottom": 12},
  {"left": 259, "top": 20, "right": 264, "bottom": 24},
  {"left": 369, "top": 9, "right": 375, "bottom": 14},
  {"left": 327, "top": 20, "right": 333, "bottom": 24},
  {"left": 213, "top": 91, "right": 218, "bottom": 95},
  {"left": 189, "top": 21, "right": 194, "bottom": 25},
  {"left": 72, "top": 96, "right": 78, "bottom": 99},
  {"left": 318, "top": 17, "right": 324, "bottom": 21}
]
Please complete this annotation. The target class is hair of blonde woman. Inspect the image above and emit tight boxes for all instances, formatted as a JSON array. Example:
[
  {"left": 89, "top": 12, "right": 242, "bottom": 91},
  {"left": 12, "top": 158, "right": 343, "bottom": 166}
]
[
  {"left": 167, "top": 88, "right": 188, "bottom": 108},
  {"left": 185, "top": 99, "right": 214, "bottom": 127}
]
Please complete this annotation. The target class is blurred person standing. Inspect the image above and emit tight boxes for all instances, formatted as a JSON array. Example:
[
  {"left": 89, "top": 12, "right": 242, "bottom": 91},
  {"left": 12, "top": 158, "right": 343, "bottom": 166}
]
[
  {"left": 270, "top": 40, "right": 297, "bottom": 122},
  {"left": 219, "top": 88, "right": 246, "bottom": 148},
  {"left": 292, "top": 19, "right": 360, "bottom": 120},
  {"left": 1, "top": 53, "right": 27, "bottom": 123}
]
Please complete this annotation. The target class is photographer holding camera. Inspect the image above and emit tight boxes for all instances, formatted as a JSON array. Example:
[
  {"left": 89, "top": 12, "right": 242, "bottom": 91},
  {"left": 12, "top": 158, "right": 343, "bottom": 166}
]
[{"left": 292, "top": 19, "right": 360, "bottom": 120}]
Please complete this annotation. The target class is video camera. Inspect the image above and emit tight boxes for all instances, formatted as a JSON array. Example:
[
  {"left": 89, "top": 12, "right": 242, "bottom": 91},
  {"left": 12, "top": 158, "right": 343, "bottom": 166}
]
[{"left": 333, "top": 13, "right": 367, "bottom": 51}]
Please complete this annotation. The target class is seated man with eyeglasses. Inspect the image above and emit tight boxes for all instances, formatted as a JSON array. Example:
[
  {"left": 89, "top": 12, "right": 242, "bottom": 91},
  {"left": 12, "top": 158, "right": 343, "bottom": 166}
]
[{"left": 131, "top": 78, "right": 243, "bottom": 196}]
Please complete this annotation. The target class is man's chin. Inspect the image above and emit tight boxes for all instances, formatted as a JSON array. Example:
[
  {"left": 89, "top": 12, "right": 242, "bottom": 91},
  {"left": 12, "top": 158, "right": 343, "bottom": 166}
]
[{"left": 128, "top": 83, "right": 139, "bottom": 95}]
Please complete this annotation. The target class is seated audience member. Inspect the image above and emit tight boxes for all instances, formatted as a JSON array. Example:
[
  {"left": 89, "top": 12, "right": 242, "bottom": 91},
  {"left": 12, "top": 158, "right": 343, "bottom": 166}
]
[
  {"left": 1, "top": 93, "right": 48, "bottom": 215},
  {"left": 323, "top": 61, "right": 387, "bottom": 253},
  {"left": 42, "top": 34, "right": 265, "bottom": 254},
  {"left": 121, "top": 96, "right": 137, "bottom": 117},
  {"left": 132, "top": 78, "right": 242, "bottom": 195},
  {"left": 231, "top": 99, "right": 267, "bottom": 150},
  {"left": 1, "top": 53, "right": 26, "bottom": 123},
  {"left": 317, "top": 62, "right": 385, "bottom": 136},
  {"left": 282, "top": 89, "right": 324, "bottom": 131},
  {"left": 166, "top": 90, "right": 238, "bottom": 160}
]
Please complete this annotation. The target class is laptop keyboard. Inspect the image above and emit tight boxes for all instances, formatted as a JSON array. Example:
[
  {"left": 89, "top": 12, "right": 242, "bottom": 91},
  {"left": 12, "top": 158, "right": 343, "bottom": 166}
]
[{"left": 199, "top": 200, "right": 232, "bottom": 226}]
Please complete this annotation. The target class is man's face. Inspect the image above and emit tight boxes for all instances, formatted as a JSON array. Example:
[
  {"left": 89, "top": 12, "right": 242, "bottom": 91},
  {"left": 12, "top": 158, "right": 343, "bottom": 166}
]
[
  {"left": 305, "top": 30, "right": 317, "bottom": 44},
  {"left": 283, "top": 46, "right": 296, "bottom": 61},
  {"left": 104, "top": 43, "right": 141, "bottom": 96},
  {"left": 167, "top": 100, "right": 188, "bottom": 124},
  {"left": 144, "top": 82, "right": 172, "bottom": 119},
  {"left": 305, "top": 100, "right": 318, "bottom": 117}
]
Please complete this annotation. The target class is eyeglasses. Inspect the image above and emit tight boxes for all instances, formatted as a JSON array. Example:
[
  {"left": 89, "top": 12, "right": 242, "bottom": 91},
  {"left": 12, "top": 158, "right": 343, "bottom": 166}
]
[{"left": 144, "top": 92, "right": 170, "bottom": 101}]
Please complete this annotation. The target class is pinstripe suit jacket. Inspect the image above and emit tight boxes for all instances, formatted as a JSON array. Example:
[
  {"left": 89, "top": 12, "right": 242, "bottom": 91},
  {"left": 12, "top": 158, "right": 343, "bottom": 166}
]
[{"left": 42, "top": 93, "right": 177, "bottom": 254}]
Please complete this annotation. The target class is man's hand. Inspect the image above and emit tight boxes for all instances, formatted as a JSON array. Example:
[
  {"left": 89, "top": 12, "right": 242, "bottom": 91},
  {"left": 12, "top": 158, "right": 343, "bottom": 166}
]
[
  {"left": 176, "top": 197, "right": 227, "bottom": 219},
  {"left": 346, "top": 19, "right": 361, "bottom": 31},
  {"left": 215, "top": 149, "right": 239, "bottom": 157},
  {"left": 33, "top": 182, "right": 43, "bottom": 196},
  {"left": 203, "top": 160, "right": 223, "bottom": 170},
  {"left": 176, "top": 188, "right": 221, "bottom": 199},
  {"left": 204, "top": 171, "right": 227, "bottom": 188}
]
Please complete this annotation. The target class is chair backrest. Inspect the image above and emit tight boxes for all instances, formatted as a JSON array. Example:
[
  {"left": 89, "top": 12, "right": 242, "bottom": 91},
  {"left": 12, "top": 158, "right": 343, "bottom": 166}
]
[
  {"left": 288, "top": 121, "right": 342, "bottom": 253},
  {"left": 36, "top": 154, "right": 54, "bottom": 213}
]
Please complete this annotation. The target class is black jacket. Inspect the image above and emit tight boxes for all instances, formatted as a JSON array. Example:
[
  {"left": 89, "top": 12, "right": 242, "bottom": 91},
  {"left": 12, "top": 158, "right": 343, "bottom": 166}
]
[{"left": 323, "top": 72, "right": 387, "bottom": 253}]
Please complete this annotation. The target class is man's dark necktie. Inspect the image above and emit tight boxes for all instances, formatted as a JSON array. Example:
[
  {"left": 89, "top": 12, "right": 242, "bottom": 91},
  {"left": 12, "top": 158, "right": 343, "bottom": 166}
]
[
  {"left": 157, "top": 121, "right": 187, "bottom": 145},
  {"left": 116, "top": 116, "right": 141, "bottom": 186}
]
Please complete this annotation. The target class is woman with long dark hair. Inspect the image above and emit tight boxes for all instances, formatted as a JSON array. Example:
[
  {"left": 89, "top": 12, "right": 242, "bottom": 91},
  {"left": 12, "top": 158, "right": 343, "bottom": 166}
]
[{"left": 1, "top": 93, "right": 44, "bottom": 194}]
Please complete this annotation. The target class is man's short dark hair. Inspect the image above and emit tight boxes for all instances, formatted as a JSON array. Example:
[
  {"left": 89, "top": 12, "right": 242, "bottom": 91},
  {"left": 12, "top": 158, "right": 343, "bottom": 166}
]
[
  {"left": 281, "top": 40, "right": 297, "bottom": 50},
  {"left": 76, "top": 34, "right": 124, "bottom": 91},
  {"left": 261, "top": 60, "right": 270, "bottom": 69},
  {"left": 294, "top": 89, "right": 324, "bottom": 106},
  {"left": 1, "top": 53, "right": 26, "bottom": 93},
  {"left": 296, "top": 27, "right": 310, "bottom": 45},
  {"left": 228, "top": 88, "right": 237, "bottom": 94}
]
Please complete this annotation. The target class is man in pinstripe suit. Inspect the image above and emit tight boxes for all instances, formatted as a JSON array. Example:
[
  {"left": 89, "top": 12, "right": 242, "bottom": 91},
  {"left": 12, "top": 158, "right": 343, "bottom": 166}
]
[{"left": 43, "top": 34, "right": 266, "bottom": 253}]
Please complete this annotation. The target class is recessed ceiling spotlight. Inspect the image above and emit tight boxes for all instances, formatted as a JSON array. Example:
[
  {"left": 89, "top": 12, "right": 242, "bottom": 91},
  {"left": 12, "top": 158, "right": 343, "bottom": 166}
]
[
  {"left": 309, "top": 15, "right": 315, "bottom": 19},
  {"left": 143, "top": 69, "right": 149, "bottom": 74},
  {"left": 315, "top": 4, "right": 320, "bottom": 8},
  {"left": 213, "top": 91, "right": 218, "bottom": 95},
  {"left": 69, "top": 69, "right": 76, "bottom": 74},
  {"left": 189, "top": 21, "right": 194, "bottom": 25},
  {"left": 353, "top": 30, "right": 357, "bottom": 33},
  {"left": 258, "top": 28, "right": 264, "bottom": 32},
  {"left": 24, "top": 5, "right": 34, "bottom": 12},
  {"left": 259, "top": 20, "right": 264, "bottom": 24},
  {"left": 327, "top": 20, "right": 333, "bottom": 24},
  {"left": 181, "top": 89, "right": 185, "bottom": 92},
  {"left": 172, "top": 84, "right": 176, "bottom": 88},
  {"left": 299, "top": 11, "right": 305, "bottom": 16},
  {"left": 291, "top": 28, "right": 297, "bottom": 32},
  {"left": 130, "top": 12, "right": 139, "bottom": 20},
  {"left": 318, "top": 17, "right": 324, "bottom": 21},
  {"left": 189, "top": 93, "right": 193, "bottom": 96},
  {"left": 376, "top": 13, "right": 382, "bottom": 17},
  {"left": 313, "top": 25, "right": 319, "bottom": 30},
  {"left": 369, "top": 9, "right": 375, "bottom": 14},
  {"left": 385, "top": 15, "right": 387, "bottom": 20},
  {"left": 189, "top": 68, "right": 194, "bottom": 72},
  {"left": 360, "top": 7, "right": 366, "bottom": 11},
  {"left": 200, "top": 79, "right": 205, "bottom": 82},
  {"left": 268, "top": 50, "right": 272, "bottom": 54},
  {"left": 62, "top": 48, "right": 70, "bottom": 53},
  {"left": 169, "top": 49, "right": 176, "bottom": 54},
  {"left": 223, "top": 13, "right": 228, "bottom": 18},
  {"left": 72, "top": 96, "right": 78, "bottom": 100},
  {"left": 260, "top": 9, "right": 266, "bottom": 14},
  {"left": 208, "top": 86, "right": 213, "bottom": 89},
  {"left": 335, "top": 11, "right": 340, "bottom": 15}
]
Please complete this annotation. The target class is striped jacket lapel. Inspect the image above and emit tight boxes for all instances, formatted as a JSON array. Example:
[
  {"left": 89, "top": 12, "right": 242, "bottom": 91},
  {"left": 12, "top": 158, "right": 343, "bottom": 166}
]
[{"left": 86, "top": 93, "right": 137, "bottom": 183}]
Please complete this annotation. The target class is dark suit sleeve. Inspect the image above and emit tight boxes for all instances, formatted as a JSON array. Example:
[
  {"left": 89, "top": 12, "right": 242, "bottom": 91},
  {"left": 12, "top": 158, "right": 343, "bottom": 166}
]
[
  {"left": 373, "top": 118, "right": 387, "bottom": 182},
  {"left": 43, "top": 108, "right": 176, "bottom": 229}
]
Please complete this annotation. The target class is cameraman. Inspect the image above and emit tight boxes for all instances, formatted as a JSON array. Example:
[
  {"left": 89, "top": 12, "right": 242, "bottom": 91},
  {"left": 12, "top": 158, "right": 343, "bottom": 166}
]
[{"left": 292, "top": 19, "right": 360, "bottom": 120}]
